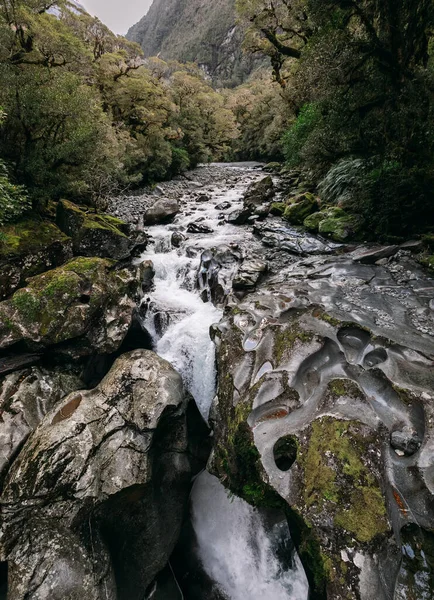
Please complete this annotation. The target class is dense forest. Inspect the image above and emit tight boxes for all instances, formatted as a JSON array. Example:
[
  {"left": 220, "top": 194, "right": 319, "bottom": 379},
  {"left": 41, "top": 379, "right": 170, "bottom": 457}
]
[{"left": 1, "top": 0, "right": 434, "bottom": 239}]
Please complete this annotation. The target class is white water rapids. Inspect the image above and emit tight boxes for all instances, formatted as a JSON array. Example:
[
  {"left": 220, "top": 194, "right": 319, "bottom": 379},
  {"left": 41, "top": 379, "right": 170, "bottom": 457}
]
[
  {"left": 140, "top": 234, "right": 222, "bottom": 419},
  {"left": 192, "top": 472, "right": 309, "bottom": 600},
  {"left": 138, "top": 165, "right": 309, "bottom": 600}
]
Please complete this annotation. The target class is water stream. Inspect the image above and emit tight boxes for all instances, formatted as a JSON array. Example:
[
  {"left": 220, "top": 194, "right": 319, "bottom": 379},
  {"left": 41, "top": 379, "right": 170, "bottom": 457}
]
[{"left": 138, "top": 165, "right": 309, "bottom": 599}]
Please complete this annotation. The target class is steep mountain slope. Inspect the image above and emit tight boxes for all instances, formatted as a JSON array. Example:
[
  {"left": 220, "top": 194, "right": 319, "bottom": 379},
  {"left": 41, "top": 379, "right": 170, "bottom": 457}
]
[{"left": 126, "top": 0, "right": 258, "bottom": 87}]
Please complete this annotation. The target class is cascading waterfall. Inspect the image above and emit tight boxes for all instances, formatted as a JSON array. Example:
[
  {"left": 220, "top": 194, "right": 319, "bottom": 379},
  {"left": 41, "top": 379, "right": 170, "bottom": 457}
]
[
  {"left": 191, "top": 472, "right": 309, "bottom": 600},
  {"left": 138, "top": 166, "right": 309, "bottom": 599},
  {"left": 139, "top": 225, "right": 222, "bottom": 419}
]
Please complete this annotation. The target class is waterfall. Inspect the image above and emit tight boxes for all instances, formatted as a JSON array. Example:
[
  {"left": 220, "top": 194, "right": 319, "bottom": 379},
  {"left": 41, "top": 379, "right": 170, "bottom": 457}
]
[
  {"left": 191, "top": 472, "right": 310, "bottom": 600},
  {"left": 139, "top": 225, "right": 222, "bottom": 419},
  {"left": 137, "top": 166, "right": 309, "bottom": 599}
]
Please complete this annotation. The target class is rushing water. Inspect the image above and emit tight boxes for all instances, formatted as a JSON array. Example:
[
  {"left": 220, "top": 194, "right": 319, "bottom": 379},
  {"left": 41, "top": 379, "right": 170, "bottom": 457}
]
[
  {"left": 192, "top": 472, "right": 309, "bottom": 600},
  {"left": 138, "top": 165, "right": 309, "bottom": 599},
  {"left": 140, "top": 235, "right": 222, "bottom": 418}
]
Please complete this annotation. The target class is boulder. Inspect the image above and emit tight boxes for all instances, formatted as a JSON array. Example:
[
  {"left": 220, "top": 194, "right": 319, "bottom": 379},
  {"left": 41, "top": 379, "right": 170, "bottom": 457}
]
[
  {"left": 283, "top": 193, "right": 319, "bottom": 225},
  {"left": 0, "top": 366, "right": 83, "bottom": 487},
  {"left": 232, "top": 259, "right": 268, "bottom": 292},
  {"left": 0, "top": 219, "right": 72, "bottom": 301},
  {"left": 215, "top": 202, "right": 231, "bottom": 211},
  {"left": 0, "top": 350, "right": 194, "bottom": 600},
  {"left": 56, "top": 200, "right": 133, "bottom": 260},
  {"left": 303, "top": 211, "right": 324, "bottom": 232},
  {"left": 240, "top": 176, "right": 275, "bottom": 219},
  {"left": 243, "top": 176, "right": 275, "bottom": 208},
  {"left": 318, "top": 207, "right": 365, "bottom": 242},
  {"left": 352, "top": 245, "right": 399, "bottom": 264},
  {"left": 187, "top": 223, "right": 214, "bottom": 234},
  {"left": 0, "top": 257, "right": 140, "bottom": 356},
  {"left": 209, "top": 255, "right": 434, "bottom": 600},
  {"left": 227, "top": 208, "right": 251, "bottom": 225},
  {"left": 171, "top": 231, "right": 186, "bottom": 248},
  {"left": 143, "top": 198, "right": 180, "bottom": 225}
]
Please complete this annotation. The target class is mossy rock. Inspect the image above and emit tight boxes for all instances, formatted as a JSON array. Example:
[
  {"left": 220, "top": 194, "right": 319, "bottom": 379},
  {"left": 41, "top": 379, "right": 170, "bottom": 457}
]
[
  {"left": 283, "top": 193, "right": 319, "bottom": 225},
  {"left": 0, "top": 257, "right": 139, "bottom": 354},
  {"left": 295, "top": 417, "right": 389, "bottom": 543},
  {"left": 304, "top": 211, "right": 324, "bottom": 232},
  {"left": 56, "top": 200, "right": 133, "bottom": 260},
  {"left": 318, "top": 208, "right": 364, "bottom": 242},
  {"left": 270, "top": 201, "right": 287, "bottom": 216},
  {"left": 0, "top": 219, "right": 73, "bottom": 301},
  {"left": 263, "top": 162, "right": 282, "bottom": 173}
]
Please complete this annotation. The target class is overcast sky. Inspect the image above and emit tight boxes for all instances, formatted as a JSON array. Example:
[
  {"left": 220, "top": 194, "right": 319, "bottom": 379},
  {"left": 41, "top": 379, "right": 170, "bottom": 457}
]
[{"left": 81, "top": 0, "right": 153, "bottom": 34}]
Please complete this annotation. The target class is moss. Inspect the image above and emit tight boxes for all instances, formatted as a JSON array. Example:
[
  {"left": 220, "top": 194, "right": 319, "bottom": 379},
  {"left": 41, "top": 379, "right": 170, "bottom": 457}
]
[
  {"left": 304, "top": 211, "right": 324, "bottom": 232},
  {"left": 314, "top": 309, "right": 342, "bottom": 327},
  {"left": 270, "top": 201, "right": 287, "bottom": 216},
  {"left": 214, "top": 391, "right": 283, "bottom": 509},
  {"left": 57, "top": 200, "right": 128, "bottom": 238},
  {"left": 418, "top": 253, "right": 434, "bottom": 270},
  {"left": 334, "top": 485, "right": 387, "bottom": 543},
  {"left": 11, "top": 291, "right": 41, "bottom": 322},
  {"left": 0, "top": 218, "right": 70, "bottom": 259},
  {"left": 298, "top": 417, "right": 388, "bottom": 542},
  {"left": 1, "top": 257, "right": 120, "bottom": 343},
  {"left": 274, "top": 322, "right": 314, "bottom": 363},
  {"left": 328, "top": 379, "right": 362, "bottom": 399},
  {"left": 283, "top": 194, "right": 318, "bottom": 225},
  {"left": 318, "top": 208, "right": 364, "bottom": 242},
  {"left": 421, "top": 233, "right": 434, "bottom": 250},
  {"left": 285, "top": 508, "right": 328, "bottom": 598}
]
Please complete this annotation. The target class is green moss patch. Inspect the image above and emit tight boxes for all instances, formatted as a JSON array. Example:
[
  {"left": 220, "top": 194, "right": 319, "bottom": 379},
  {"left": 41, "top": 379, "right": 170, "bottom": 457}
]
[
  {"left": 297, "top": 417, "right": 388, "bottom": 543},
  {"left": 274, "top": 322, "right": 314, "bottom": 363},
  {"left": 0, "top": 218, "right": 70, "bottom": 259}
]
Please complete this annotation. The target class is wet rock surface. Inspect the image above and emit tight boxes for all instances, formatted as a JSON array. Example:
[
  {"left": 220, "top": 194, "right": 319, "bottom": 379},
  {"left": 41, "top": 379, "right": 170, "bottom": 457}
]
[
  {"left": 1, "top": 162, "right": 433, "bottom": 600},
  {"left": 0, "top": 257, "right": 141, "bottom": 357},
  {"left": 210, "top": 246, "right": 434, "bottom": 598},
  {"left": 0, "top": 350, "right": 195, "bottom": 600}
]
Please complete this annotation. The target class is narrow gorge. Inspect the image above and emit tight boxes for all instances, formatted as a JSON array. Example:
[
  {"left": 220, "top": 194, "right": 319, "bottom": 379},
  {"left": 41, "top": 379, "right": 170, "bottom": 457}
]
[{"left": 1, "top": 162, "right": 432, "bottom": 599}]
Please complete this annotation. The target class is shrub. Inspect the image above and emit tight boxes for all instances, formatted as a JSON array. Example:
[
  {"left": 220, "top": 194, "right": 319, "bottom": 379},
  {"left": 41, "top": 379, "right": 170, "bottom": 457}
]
[
  {"left": 0, "top": 160, "right": 31, "bottom": 226},
  {"left": 282, "top": 103, "right": 323, "bottom": 167}
]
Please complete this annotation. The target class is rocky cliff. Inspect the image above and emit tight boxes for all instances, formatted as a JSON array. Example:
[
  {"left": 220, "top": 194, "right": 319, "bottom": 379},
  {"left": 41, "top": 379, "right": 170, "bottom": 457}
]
[{"left": 126, "top": 0, "right": 258, "bottom": 87}]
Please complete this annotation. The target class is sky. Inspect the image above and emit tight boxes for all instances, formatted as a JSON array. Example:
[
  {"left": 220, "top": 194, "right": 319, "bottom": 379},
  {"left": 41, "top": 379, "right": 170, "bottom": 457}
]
[{"left": 81, "top": 0, "right": 153, "bottom": 35}]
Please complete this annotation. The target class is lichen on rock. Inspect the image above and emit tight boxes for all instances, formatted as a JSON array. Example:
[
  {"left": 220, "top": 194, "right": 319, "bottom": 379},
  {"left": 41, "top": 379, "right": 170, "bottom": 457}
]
[{"left": 0, "top": 257, "right": 140, "bottom": 355}]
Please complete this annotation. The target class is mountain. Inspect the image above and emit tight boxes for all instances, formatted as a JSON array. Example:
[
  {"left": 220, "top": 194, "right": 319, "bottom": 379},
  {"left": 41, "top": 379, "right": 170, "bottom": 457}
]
[{"left": 126, "top": 0, "right": 258, "bottom": 87}]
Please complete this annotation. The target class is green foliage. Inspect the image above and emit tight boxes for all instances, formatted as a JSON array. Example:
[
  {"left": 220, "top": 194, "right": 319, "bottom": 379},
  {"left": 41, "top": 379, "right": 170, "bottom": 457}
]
[
  {"left": 236, "top": 0, "right": 434, "bottom": 237},
  {"left": 0, "top": 159, "right": 31, "bottom": 226},
  {"left": 282, "top": 104, "right": 322, "bottom": 167},
  {"left": 0, "top": 1, "right": 239, "bottom": 206}
]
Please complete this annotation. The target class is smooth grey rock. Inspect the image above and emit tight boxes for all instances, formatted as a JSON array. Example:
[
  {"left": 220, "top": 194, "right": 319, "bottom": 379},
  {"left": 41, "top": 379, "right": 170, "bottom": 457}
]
[
  {"left": 233, "top": 259, "right": 268, "bottom": 291},
  {"left": 187, "top": 223, "right": 214, "bottom": 234},
  {"left": 352, "top": 245, "right": 399, "bottom": 264},
  {"left": 227, "top": 208, "right": 251, "bottom": 225},
  {"left": 0, "top": 367, "right": 83, "bottom": 487},
  {"left": 144, "top": 198, "right": 180, "bottom": 225},
  {"left": 391, "top": 427, "right": 422, "bottom": 456},
  {"left": 0, "top": 350, "right": 193, "bottom": 600}
]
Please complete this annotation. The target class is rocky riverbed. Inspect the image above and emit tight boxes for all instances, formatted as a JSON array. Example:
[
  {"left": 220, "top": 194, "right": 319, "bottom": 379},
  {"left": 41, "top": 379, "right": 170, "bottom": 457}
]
[{"left": 0, "top": 163, "right": 433, "bottom": 600}]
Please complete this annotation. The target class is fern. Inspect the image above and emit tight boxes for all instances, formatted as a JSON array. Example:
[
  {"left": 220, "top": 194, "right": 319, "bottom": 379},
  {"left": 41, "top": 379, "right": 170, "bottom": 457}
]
[{"left": 319, "top": 158, "right": 368, "bottom": 207}]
